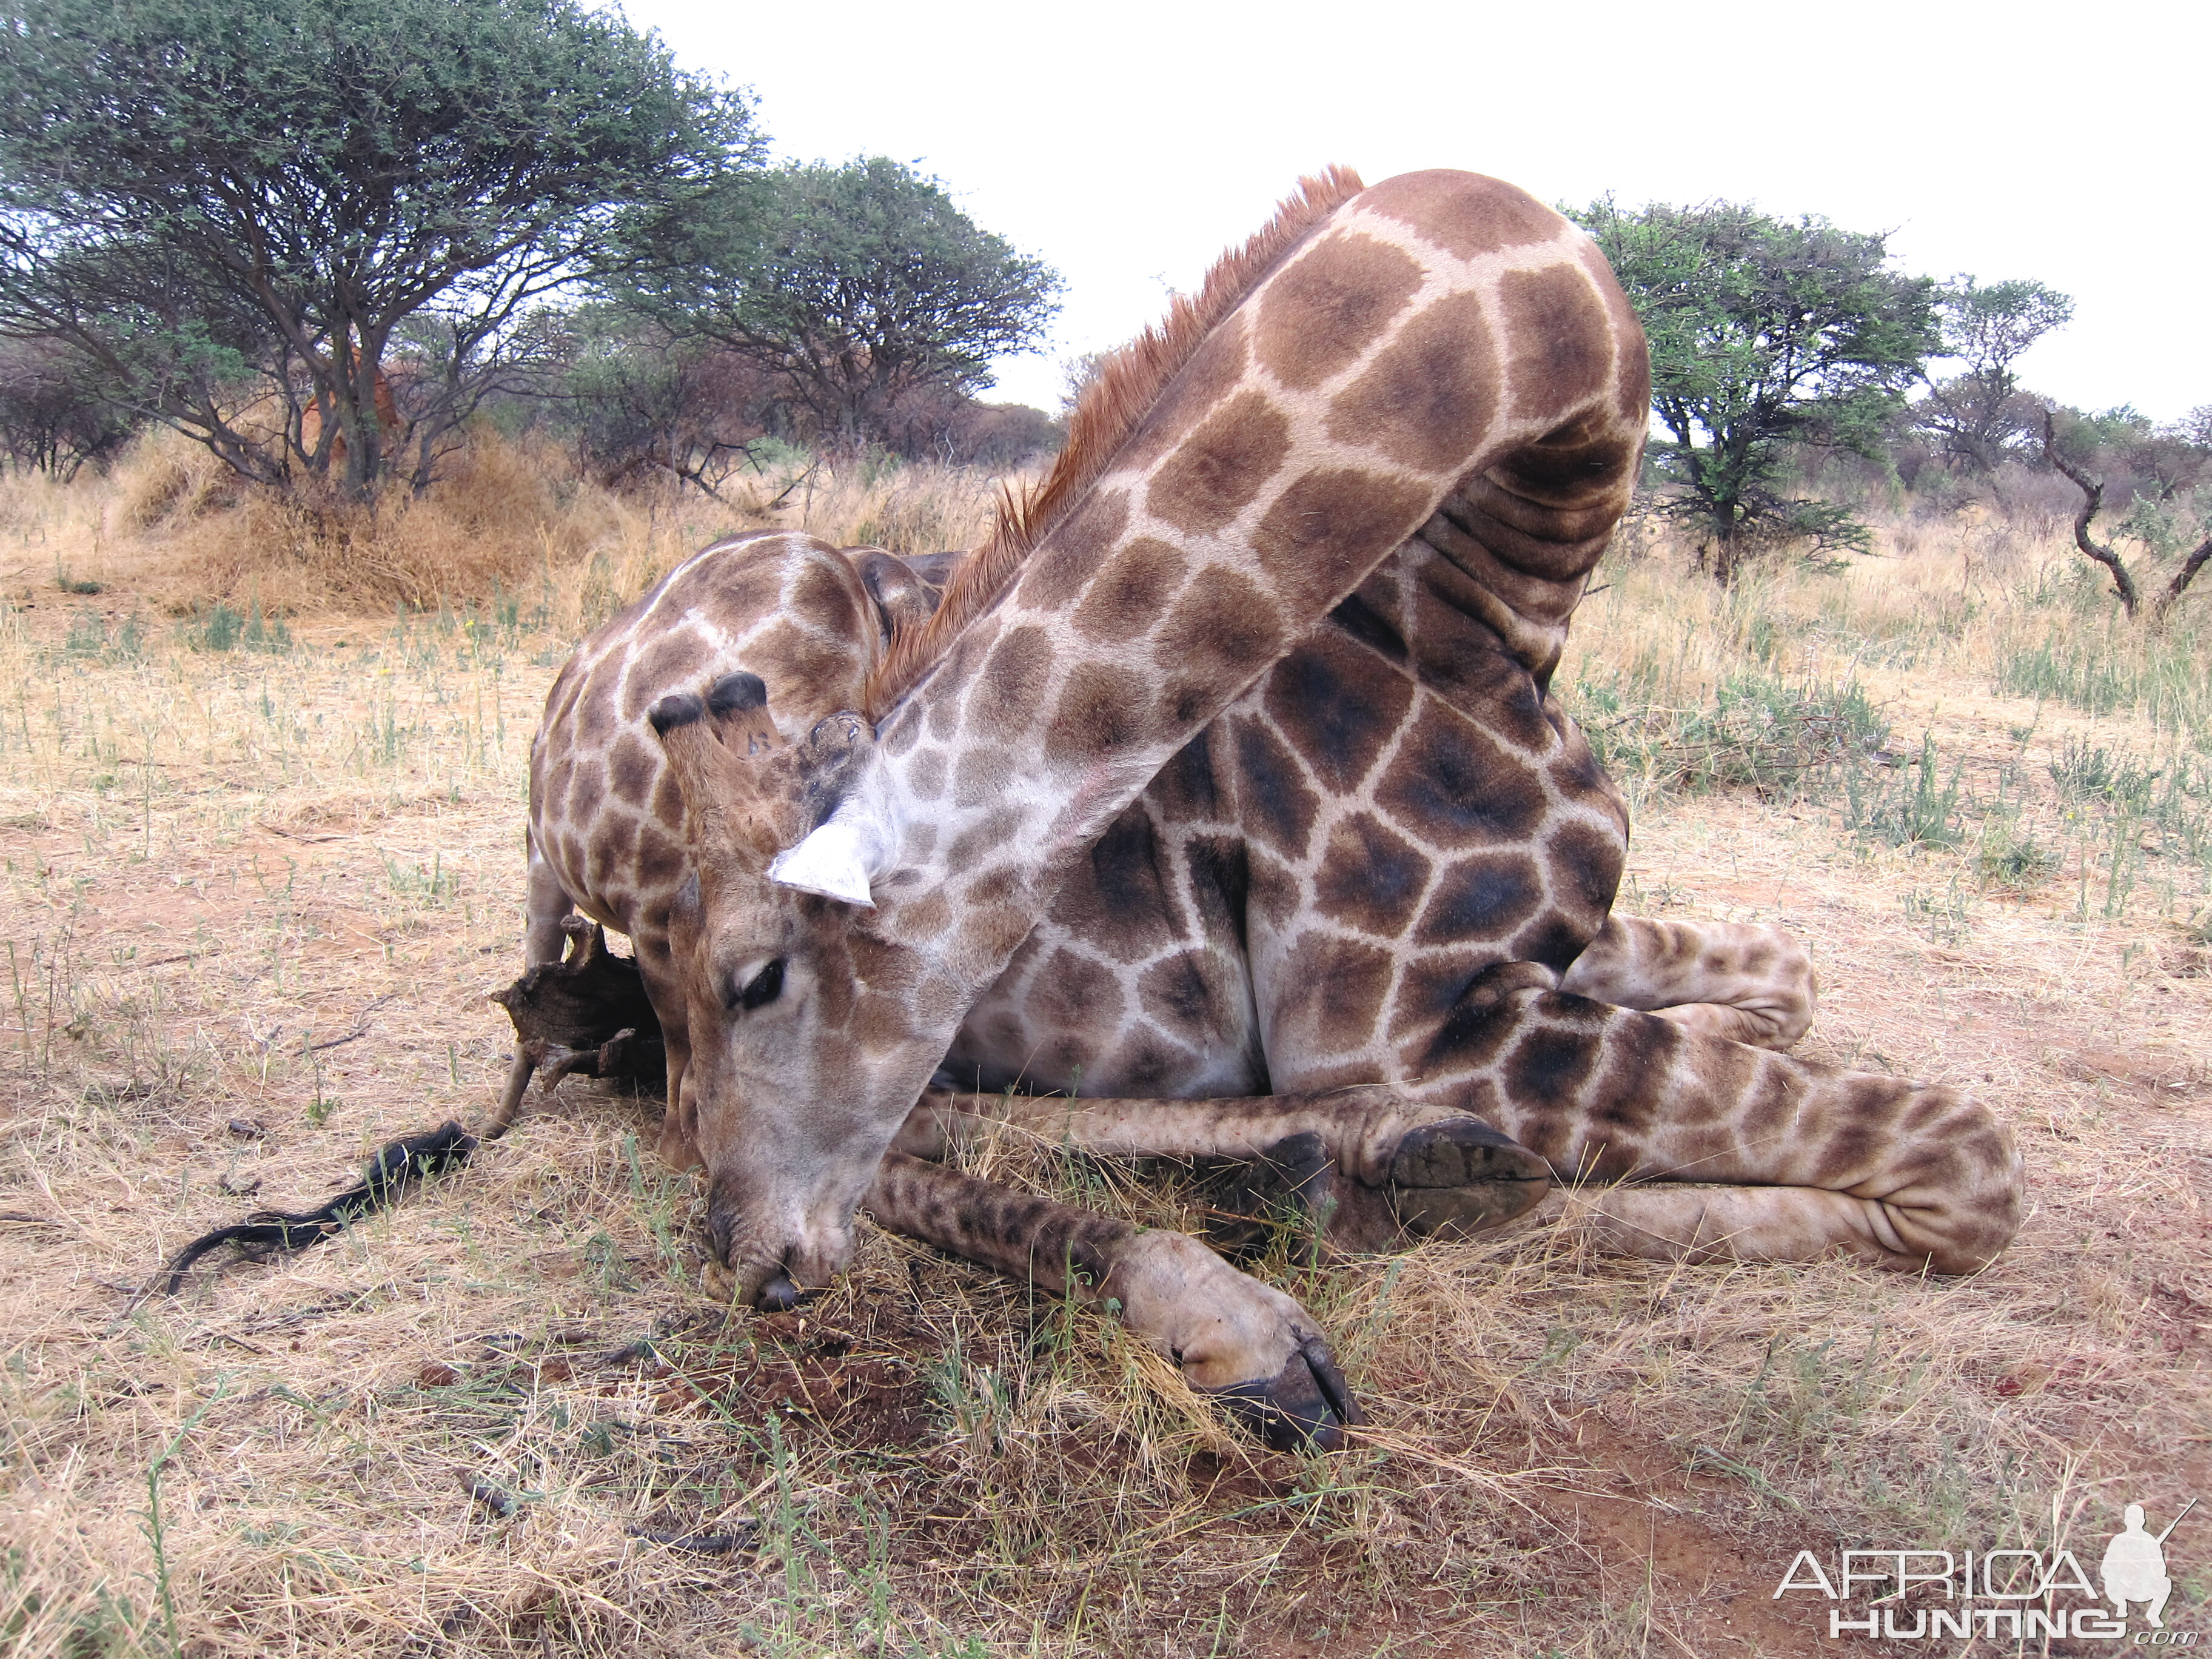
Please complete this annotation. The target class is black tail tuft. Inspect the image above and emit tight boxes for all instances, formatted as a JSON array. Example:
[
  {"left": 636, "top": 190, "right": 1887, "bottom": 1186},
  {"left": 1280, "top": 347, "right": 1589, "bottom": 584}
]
[{"left": 154, "top": 1121, "right": 478, "bottom": 1296}]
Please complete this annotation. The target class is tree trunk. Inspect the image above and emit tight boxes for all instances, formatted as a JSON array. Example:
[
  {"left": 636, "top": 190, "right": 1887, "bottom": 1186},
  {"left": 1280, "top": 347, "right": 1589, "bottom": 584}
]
[
  {"left": 2043, "top": 412, "right": 2140, "bottom": 618},
  {"left": 1710, "top": 502, "right": 1741, "bottom": 587},
  {"left": 1713, "top": 529, "right": 1739, "bottom": 587},
  {"left": 343, "top": 341, "right": 383, "bottom": 502}
]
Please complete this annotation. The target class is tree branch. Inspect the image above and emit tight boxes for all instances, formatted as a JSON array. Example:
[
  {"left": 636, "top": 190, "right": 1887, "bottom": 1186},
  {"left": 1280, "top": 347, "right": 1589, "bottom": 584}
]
[
  {"left": 2043, "top": 411, "right": 2139, "bottom": 617},
  {"left": 2153, "top": 534, "right": 2211, "bottom": 625}
]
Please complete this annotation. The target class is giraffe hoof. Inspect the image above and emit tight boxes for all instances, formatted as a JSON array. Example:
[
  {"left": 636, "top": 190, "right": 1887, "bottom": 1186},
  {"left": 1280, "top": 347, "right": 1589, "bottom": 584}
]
[
  {"left": 1387, "top": 1118, "right": 1551, "bottom": 1238},
  {"left": 1205, "top": 1335, "right": 1362, "bottom": 1452}
]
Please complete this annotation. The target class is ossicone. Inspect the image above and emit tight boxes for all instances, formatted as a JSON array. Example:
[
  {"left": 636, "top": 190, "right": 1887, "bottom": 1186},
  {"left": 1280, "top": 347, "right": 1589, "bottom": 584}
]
[
  {"left": 707, "top": 672, "right": 768, "bottom": 717},
  {"left": 648, "top": 692, "right": 705, "bottom": 736}
]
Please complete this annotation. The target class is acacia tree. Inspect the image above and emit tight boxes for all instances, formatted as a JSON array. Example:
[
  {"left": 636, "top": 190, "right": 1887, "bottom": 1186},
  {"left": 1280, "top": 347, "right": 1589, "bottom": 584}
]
[
  {"left": 1915, "top": 278, "right": 2074, "bottom": 470},
  {"left": 0, "top": 339, "right": 131, "bottom": 477},
  {"left": 618, "top": 157, "right": 1061, "bottom": 454},
  {"left": 0, "top": 0, "right": 755, "bottom": 499},
  {"left": 1574, "top": 199, "right": 1938, "bottom": 584},
  {"left": 551, "top": 308, "right": 780, "bottom": 498}
]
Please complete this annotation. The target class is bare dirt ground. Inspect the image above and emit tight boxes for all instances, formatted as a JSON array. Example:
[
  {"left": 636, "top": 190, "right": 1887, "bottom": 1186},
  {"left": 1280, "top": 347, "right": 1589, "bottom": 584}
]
[{"left": 1, "top": 517, "right": 2207, "bottom": 1658}]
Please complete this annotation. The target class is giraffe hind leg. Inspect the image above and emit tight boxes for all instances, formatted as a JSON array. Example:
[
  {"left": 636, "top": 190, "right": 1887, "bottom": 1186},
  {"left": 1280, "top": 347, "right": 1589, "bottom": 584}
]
[
  {"left": 1452, "top": 987, "right": 2024, "bottom": 1275},
  {"left": 1561, "top": 914, "right": 1818, "bottom": 1051}
]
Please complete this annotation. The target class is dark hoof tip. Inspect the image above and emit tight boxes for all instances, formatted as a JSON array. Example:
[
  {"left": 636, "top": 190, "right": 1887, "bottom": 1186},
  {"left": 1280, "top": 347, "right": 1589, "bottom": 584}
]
[
  {"left": 1207, "top": 1338, "right": 1361, "bottom": 1452},
  {"left": 1387, "top": 1119, "right": 1551, "bottom": 1239},
  {"left": 754, "top": 1270, "right": 803, "bottom": 1313}
]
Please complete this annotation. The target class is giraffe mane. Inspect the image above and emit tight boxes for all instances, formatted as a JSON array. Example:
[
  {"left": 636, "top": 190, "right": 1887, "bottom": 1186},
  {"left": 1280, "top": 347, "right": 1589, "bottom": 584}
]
[{"left": 862, "top": 164, "right": 1368, "bottom": 720}]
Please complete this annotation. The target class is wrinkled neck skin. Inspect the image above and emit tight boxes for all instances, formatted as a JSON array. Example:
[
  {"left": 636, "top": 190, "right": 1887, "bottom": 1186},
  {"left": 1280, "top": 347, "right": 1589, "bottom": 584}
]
[{"left": 743, "top": 170, "right": 1648, "bottom": 1301}]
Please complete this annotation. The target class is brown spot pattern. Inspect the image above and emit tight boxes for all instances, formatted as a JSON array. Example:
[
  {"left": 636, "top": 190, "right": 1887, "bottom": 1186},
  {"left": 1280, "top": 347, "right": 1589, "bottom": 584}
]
[
  {"left": 1255, "top": 232, "right": 1424, "bottom": 390},
  {"left": 1150, "top": 567, "right": 1289, "bottom": 709},
  {"left": 1268, "top": 930, "right": 1393, "bottom": 1056},
  {"left": 1375, "top": 705, "right": 1550, "bottom": 846},
  {"left": 1021, "top": 488, "right": 1131, "bottom": 614},
  {"left": 1262, "top": 632, "right": 1414, "bottom": 795},
  {"left": 972, "top": 625, "right": 1053, "bottom": 736},
  {"left": 1044, "top": 662, "right": 1152, "bottom": 769},
  {"left": 1498, "top": 264, "right": 1610, "bottom": 420},
  {"left": 1028, "top": 948, "right": 1125, "bottom": 1036},
  {"left": 1359, "top": 170, "right": 1562, "bottom": 260},
  {"left": 1327, "top": 292, "right": 1501, "bottom": 472},
  {"left": 1251, "top": 468, "right": 1436, "bottom": 615},
  {"left": 1413, "top": 851, "right": 1545, "bottom": 945},
  {"left": 1144, "top": 390, "right": 1293, "bottom": 534},
  {"left": 1313, "top": 813, "right": 1431, "bottom": 937},
  {"left": 622, "top": 628, "right": 707, "bottom": 721},
  {"left": 1071, "top": 538, "right": 1190, "bottom": 643}
]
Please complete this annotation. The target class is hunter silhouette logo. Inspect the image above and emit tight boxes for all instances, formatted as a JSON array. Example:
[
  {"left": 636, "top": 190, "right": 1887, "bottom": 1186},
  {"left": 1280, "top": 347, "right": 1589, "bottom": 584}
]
[
  {"left": 2105, "top": 1500, "right": 2194, "bottom": 1630},
  {"left": 1772, "top": 1498, "right": 2198, "bottom": 1641}
]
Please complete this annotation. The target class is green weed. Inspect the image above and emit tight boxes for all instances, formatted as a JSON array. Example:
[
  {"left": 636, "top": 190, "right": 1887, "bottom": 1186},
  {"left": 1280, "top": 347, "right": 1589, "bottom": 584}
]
[
  {"left": 181, "top": 598, "right": 292, "bottom": 654},
  {"left": 59, "top": 607, "right": 146, "bottom": 663},
  {"left": 1578, "top": 670, "right": 1888, "bottom": 799},
  {"left": 1974, "top": 815, "right": 2059, "bottom": 890},
  {"left": 2051, "top": 737, "right": 2162, "bottom": 812},
  {"left": 380, "top": 850, "right": 459, "bottom": 907},
  {"left": 1996, "top": 629, "right": 2210, "bottom": 741},
  {"left": 1848, "top": 734, "right": 1966, "bottom": 851}
]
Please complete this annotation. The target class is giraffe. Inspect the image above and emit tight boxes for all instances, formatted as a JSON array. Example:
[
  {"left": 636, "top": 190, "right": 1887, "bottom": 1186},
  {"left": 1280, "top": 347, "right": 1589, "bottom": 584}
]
[{"left": 512, "top": 168, "right": 2024, "bottom": 1447}]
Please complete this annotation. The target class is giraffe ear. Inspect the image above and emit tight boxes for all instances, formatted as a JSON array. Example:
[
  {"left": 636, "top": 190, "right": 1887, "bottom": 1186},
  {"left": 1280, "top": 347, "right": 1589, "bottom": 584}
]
[{"left": 768, "top": 816, "right": 878, "bottom": 908}]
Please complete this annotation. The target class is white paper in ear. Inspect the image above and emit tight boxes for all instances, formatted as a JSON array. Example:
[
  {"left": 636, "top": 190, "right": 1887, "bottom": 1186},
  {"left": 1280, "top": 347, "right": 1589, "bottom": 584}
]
[{"left": 767, "top": 818, "right": 876, "bottom": 908}]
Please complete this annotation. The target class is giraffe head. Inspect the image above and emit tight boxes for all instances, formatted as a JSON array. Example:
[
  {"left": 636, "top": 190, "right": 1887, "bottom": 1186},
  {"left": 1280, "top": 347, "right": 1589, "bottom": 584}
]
[{"left": 648, "top": 673, "right": 937, "bottom": 1309}]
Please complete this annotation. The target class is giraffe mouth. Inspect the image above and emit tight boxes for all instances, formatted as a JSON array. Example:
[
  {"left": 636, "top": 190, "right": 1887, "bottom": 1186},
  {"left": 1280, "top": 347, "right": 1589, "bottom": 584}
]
[{"left": 706, "top": 1170, "right": 859, "bottom": 1310}]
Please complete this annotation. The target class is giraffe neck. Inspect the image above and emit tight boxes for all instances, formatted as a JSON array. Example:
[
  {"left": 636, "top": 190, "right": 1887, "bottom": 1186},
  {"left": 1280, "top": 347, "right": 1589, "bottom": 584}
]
[{"left": 828, "top": 175, "right": 1645, "bottom": 988}]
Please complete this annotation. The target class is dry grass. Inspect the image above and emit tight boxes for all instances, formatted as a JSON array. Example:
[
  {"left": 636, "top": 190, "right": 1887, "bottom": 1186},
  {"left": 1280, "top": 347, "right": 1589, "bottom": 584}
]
[
  {"left": 0, "top": 458, "right": 2208, "bottom": 1657},
  {"left": 17, "top": 429, "right": 1014, "bottom": 623}
]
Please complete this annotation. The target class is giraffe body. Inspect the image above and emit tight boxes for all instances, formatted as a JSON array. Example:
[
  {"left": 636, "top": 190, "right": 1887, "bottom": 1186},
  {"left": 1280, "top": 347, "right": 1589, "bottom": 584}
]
[{"left": 514, "top": 169, "right": 2023, "bottom": 1446}]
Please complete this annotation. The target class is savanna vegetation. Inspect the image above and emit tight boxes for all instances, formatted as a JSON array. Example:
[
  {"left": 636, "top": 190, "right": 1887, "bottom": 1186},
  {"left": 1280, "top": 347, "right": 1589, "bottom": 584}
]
[
  {"left": 2, "top": 446, "right": 2208, "bottom": 1657},
  {"left": 0, "top": 0, "right": 2208, "bottom": 1655}
]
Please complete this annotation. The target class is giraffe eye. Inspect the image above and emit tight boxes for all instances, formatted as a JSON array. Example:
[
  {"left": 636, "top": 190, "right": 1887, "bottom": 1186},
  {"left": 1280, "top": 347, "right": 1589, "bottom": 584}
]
[{"left": 736, "top": 959, "right": 785, "bottom": 1011}]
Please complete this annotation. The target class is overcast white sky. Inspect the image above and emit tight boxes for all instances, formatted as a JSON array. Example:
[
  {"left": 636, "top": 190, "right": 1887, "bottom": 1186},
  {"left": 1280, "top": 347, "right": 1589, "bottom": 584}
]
[{"left": 625, "top": 0, "right": 2207, "bottom": 423}]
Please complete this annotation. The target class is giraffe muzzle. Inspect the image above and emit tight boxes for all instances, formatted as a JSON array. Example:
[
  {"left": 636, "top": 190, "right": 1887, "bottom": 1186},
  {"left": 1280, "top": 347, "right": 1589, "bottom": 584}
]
[
  {"left": 752, "top": 1267, "right": 804, "bottom": 1313},
  {"left": 706, "top": 1170, "right": 860, "bottom": 1310}
]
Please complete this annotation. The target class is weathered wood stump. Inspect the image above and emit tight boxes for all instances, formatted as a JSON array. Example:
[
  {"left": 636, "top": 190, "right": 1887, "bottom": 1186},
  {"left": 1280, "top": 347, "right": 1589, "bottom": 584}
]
[{"left": 489, "top": 915, "right": 666, "bottom": 1133}]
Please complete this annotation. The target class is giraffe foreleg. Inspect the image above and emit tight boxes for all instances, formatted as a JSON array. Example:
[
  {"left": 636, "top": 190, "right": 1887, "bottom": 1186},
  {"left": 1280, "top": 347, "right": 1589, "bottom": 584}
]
[
  {"left": 1447, "top": 985, "right": 2023, "bottom": 1275},
  {"left": 862, "top": 1152, "right": 1358, "bottom": 1449},
  {"left": 893, "top": 1085, "right": 1553, "bottom": 1250},
  {"left": 1560, "top": 915, "right": 1818, "bottom": 1051}
]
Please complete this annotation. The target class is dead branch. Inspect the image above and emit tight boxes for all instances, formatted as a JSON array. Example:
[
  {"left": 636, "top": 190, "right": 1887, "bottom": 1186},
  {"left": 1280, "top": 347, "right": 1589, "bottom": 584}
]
[
  {"left": 2043, "top": 412, "right": 2140, "bottom": 617},
  {"left": 488, "top": 917, "right": 666, "bottom": 1133},
  {"left": 2153, "top": 532, "right": 2212, "bottom": 625}
]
